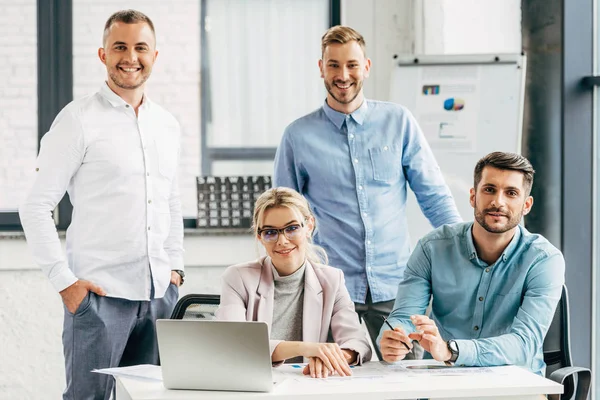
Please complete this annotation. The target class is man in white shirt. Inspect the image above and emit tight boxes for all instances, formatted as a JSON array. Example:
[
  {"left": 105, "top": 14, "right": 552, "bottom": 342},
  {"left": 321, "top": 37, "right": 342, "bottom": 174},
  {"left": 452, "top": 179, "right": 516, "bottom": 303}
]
[{"left": 19, "top": 10, "right": 184, "bottom": 400}]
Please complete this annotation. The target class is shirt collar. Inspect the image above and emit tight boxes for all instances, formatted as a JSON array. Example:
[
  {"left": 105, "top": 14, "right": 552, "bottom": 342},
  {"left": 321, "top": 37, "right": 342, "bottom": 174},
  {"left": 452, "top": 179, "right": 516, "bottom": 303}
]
[
  {"left": 465, "top": 223, "right": 523, "bottom": 265},
  {"left": 322, "top": 98, "right": 369, "bottom": 130},
  {"left": 98, "top": 81, "right": 150, "bottom": 110}
]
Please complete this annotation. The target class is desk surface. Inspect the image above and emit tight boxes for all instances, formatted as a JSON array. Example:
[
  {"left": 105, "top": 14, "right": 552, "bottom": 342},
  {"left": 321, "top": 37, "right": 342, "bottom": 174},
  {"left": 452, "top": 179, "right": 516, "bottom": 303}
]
[{"left": 115, "top": 361, "right": 563, "bottom": 400}]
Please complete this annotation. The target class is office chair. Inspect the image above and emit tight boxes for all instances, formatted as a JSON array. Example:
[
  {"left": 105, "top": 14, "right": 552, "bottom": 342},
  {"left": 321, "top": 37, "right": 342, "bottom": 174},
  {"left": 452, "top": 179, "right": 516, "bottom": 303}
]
[
  {"left": 543, "top": 285, "right": 591, "bottom": 400},
  {"left": 170, "top": 294, "right": 221, "bottom": 320}
]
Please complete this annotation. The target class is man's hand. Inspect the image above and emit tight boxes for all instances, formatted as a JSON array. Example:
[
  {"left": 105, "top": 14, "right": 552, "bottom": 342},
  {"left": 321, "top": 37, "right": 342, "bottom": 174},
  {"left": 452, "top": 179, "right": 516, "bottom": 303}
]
[
  {"left": 170, "top": 271, "right": 182, "bottom": 287},
  {"left": 379, "top": 327, "right": 413, "bottom": 362},
  {"left": 341, "top": 349, "right": 358, "bottom": 365},
  {"left": 59, "top": 280, "right": 106, "bottom": 314},
  {"left": 408, "top": 315, "right": 451, "bottom": 362}
]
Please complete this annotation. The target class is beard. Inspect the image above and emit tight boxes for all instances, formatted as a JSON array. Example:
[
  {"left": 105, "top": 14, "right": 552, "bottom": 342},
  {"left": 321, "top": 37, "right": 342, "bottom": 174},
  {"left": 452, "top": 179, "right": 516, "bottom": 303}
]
[
  {"left": 108, "top": 65, "right": 150, "bottom": 90},
  {"left": 324, "top": 79, "right": 362, "bottom": 105},
  {"left": 474, "top": 201, "right": 523, "bottom": 234}
]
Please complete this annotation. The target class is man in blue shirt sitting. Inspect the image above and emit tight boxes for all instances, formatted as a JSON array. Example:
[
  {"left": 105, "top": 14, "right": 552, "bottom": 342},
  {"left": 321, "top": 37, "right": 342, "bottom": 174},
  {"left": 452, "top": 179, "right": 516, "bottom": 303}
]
[
  {"left": 274, "top": 25, "right": 461, "bottom": 357},
  {"left": 377, "top": 152, "right": 565, "bottom": 375}
]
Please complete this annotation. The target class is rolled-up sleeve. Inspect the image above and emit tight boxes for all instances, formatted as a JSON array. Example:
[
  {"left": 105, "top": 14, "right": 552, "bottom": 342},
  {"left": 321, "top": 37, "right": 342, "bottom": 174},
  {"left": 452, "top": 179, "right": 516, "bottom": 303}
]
[{"left": 19, "top": 108, "right": 84, "bottom": 292}]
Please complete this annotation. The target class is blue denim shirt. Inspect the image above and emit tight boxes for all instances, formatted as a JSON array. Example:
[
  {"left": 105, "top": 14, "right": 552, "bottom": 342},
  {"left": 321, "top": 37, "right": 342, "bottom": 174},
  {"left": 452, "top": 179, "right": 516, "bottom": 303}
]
[
  {"left": 378, "top": 222, "right": 565, "bottom": 375},
  {"left": 274, "top": 99, "right": 461, "bottom": 303}
]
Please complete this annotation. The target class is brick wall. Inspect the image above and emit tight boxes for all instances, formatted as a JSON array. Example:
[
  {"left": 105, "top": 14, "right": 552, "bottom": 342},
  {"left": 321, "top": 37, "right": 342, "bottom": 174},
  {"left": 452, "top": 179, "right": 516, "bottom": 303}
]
[{"left": 0, "top": 0, "right": 37, "bottom": 211}]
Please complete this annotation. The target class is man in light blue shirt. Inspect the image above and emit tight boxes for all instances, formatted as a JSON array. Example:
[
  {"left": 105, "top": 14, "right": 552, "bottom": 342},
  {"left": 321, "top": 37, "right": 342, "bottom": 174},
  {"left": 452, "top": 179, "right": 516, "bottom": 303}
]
[
  {"left": 378, "top": 152, "right": 565, "bottom": 375},
  {"left": 274, "top": 26, "right": 461, "bottom": 354}
]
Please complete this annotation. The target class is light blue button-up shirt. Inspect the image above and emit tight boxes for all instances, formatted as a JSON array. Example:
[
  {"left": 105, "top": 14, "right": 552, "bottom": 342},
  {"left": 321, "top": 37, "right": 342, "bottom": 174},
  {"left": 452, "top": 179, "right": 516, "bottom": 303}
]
[
  {"left": 378, "top": 222, "right": 565, "bottom": 375},
  {"left": 274, "top": 99, "right": 461, "bottom": 303}
]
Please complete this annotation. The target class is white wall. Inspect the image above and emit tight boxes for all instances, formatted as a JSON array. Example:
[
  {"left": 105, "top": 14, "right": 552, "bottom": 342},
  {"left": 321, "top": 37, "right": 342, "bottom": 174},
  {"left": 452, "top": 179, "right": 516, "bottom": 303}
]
[
  {"left": 0, "top": 1, "right": 522, "bottom": 399},
  {"left": 0, "top": 0, "right": 37, "bottom": 212},
  {"left": 422, "top": 0, "right": 522, "bottom": 55}
]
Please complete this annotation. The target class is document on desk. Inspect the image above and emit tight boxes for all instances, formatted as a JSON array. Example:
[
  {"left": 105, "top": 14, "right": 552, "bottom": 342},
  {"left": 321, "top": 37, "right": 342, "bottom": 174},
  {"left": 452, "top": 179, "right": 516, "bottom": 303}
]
[
  {"left": 92, "top": 364, "right": 163, "bottom": 382},
  {"left": 273, "top": 363, "right": 409, "bottom": 387},
  {"left": 386, "top": 360, "right": 501, "bottom": 376}
]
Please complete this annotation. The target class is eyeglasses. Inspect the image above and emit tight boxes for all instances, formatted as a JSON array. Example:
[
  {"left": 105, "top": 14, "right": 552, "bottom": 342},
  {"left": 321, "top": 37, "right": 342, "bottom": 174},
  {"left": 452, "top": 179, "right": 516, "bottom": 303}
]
[{"left": 258, "top": 223, "right": 304, "bottom": 243}]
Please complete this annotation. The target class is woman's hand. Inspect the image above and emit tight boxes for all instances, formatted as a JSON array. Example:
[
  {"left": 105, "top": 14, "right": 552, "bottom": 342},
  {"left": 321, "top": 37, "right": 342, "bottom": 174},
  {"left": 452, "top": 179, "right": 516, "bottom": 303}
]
[{"left": 299, "top": 342, "right": 352, "bottom": 378}]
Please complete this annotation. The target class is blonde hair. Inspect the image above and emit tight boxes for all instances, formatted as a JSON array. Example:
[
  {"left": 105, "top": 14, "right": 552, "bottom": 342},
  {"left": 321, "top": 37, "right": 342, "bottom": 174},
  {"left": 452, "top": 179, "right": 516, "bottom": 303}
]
[
  {"left": 253, "top": 187, "right": 328, "bottom": 265},
  {"left": 321, "top": 25, "right": 366, "bottom": 57}
]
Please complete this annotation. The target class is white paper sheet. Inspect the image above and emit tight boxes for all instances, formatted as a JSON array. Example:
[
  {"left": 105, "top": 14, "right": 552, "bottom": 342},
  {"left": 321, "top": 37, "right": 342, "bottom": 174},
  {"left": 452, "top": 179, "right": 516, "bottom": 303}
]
[{"left": 92, "top": 364, "right": 163, "bottom": 382}]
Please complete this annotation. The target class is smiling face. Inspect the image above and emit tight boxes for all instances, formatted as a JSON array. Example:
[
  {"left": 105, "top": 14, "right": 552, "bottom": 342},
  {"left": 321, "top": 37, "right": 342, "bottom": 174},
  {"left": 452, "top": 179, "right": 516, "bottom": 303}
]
[
  {"left": 258, "top": 206, "right": 314, "bottom": 275},
  {"left": 470, "top": 166, "right": 533, "bottom": 234},
  {"left": 319, "top": 41, "right": 370, "bottom": 114},
  {"left": 98, "top": 22, "right": 157, "bottom": 92}
]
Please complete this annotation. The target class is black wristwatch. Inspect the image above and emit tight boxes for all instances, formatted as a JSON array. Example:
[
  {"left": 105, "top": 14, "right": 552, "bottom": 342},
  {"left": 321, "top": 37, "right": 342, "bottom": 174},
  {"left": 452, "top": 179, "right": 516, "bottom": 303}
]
[
  {"left": 445, "top": 339, "right": 459, "bottom": 366},
  {"left": 172, "top": 270, "right": 185, "bottom": 285}
]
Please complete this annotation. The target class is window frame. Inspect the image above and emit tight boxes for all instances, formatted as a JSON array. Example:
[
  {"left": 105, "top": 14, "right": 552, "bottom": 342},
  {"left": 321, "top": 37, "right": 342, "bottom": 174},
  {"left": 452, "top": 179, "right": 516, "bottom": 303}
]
[{"left": 0, "top": 0, "right": 340, "bottom": 231}]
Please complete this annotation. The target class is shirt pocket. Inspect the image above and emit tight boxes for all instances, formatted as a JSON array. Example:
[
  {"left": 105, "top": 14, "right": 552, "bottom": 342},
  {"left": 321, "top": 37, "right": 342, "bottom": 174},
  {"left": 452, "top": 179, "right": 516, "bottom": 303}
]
[{"left": 368, "top": 145, "right": 401, "bottom": 183}]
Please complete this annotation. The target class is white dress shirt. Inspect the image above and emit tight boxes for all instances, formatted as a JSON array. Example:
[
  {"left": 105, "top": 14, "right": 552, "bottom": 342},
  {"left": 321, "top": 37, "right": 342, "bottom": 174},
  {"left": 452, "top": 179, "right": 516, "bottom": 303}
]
[{"left": 19, "top": 83, "right": 184, "bottom": 300}]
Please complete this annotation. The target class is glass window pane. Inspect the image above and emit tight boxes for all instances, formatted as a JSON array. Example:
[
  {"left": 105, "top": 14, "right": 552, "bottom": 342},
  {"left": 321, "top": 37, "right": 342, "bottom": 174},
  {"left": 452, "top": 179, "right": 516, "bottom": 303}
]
[
  {"left": 205, "top": 0, "right": 328, "bottom": 148},
  {"left": 0, "top": 0, "right": 37, "bottom": 211},
  {"left": 72, "top": 1, "right": 201, "bottom": 217},
  {"left": 211, "top": 161, "right": 274, "bottom": 177}
]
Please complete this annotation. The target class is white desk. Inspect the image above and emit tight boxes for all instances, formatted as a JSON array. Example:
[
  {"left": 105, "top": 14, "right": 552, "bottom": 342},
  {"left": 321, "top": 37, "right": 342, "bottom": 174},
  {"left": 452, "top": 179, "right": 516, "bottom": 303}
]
[{"left": 115, "top": 361, "right": 563, "bottom": 400}]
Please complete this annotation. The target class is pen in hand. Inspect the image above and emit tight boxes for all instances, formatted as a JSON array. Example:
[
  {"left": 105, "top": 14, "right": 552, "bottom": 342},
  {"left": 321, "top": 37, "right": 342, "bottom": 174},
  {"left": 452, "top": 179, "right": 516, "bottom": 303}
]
[{"left": 381, "top": 316, "right": 411, "bottom": 351}]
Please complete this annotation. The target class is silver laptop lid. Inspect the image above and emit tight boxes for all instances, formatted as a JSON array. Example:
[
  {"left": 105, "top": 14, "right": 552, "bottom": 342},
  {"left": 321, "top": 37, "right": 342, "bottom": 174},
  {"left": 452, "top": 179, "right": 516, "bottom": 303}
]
[{"left": 157, "top": 320, "right": 273, "bottom": 392}]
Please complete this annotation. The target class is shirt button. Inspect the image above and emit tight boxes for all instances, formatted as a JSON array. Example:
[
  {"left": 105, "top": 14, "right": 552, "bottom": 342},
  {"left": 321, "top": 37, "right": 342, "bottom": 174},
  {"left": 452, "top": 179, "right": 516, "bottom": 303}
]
[
  {"left": 147, "top": 172, "right": 150, "bottom": 176},
  {"left": 349, "top": 134, "right": 354, "bottom": 139},
  {"left": 383, "top": 146, "right": 389, "bottom": 151},
  {"left": 353, "top": 158, "right": 359, "bottom": 164},
  {"left": 147, "top": 226, "right": 151, "bottom": 231},
  {"left": 474, "top": 326, "right": 479, "bottom": 331},
  {"left": 485, "top": 268, "right": 490, "bottom": 273},
  {"left": 148, "top": 200, "right": 152, "bottom": 204},
  {"left": 363, "top": 212, "right": 368, "bottom": 217},
  {"left": 125, "top": 104, "right": 130, "bottom": 108},
  {"left": 358, "top": 185, "right": 363, "bottom": 190},
  {"left": 367, "top": 240, "right": 371, "bottom": 245},
  {"left": 479, "top": 297, "right": 484, "bottom": 301}
]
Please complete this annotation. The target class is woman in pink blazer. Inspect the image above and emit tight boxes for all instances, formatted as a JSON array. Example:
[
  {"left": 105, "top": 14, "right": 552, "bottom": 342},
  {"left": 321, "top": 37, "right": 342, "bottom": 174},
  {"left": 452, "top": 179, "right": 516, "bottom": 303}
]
[{"left": 216, "top": 187, "right": 371, "bottom": 378}]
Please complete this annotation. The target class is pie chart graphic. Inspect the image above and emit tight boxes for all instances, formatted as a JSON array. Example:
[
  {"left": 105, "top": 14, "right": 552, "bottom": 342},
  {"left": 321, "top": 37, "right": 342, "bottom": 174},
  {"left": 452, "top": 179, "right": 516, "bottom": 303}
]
[{"left": 443, "top": 98, "right": 465, "bottom": 111}]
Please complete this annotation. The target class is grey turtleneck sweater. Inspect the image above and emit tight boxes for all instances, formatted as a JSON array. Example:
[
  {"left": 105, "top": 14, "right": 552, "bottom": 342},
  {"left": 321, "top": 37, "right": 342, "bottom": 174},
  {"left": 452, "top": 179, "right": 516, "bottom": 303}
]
[{"left": 271, "top": 263, "right": 305, "bottom": 363}]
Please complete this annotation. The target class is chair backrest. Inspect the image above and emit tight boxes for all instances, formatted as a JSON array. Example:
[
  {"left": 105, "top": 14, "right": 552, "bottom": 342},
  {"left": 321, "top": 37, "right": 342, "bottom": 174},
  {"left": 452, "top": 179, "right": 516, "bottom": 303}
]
[
  {"left": 170, "top": 294, "right": 221, "bottom": 320},
  {"left": 543, "top": 285, "right": 574, "bottom": 399}
]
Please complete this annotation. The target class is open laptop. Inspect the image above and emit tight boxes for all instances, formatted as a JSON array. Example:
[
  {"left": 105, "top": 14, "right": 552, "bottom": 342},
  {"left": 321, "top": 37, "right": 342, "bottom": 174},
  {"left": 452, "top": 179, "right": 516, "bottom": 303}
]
[{"left": 156, "top": 320, "right": 274, "bottom": 392}]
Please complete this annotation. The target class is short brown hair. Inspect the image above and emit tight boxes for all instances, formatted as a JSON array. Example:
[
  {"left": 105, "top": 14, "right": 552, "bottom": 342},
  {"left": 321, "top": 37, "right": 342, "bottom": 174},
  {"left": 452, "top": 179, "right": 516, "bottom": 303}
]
[
  {"left": 474, "top": 152, "right": 535, "bottom": 196},
  {"left": 321, "top": 25, "right": 366, "bottom": 57},
  {"left": 103, "top": 10, "right": 155, "bottom": 46}
]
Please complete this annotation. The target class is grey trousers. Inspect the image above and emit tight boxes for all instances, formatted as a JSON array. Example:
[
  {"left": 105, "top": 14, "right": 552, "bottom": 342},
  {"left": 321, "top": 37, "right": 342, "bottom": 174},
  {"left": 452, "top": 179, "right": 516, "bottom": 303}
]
[
  {"left": 354, "top": 289, "right": 423, "bottom": 361},
  {"left": 62, "top": 284, "right": 179, "bottom": 400}
]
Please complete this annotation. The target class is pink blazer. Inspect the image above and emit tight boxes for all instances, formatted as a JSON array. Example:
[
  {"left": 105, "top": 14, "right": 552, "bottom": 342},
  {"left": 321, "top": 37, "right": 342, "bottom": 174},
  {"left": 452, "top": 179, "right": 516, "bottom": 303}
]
[{"left": 215, "top": 256, "right": 372, "bottom": 364}]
